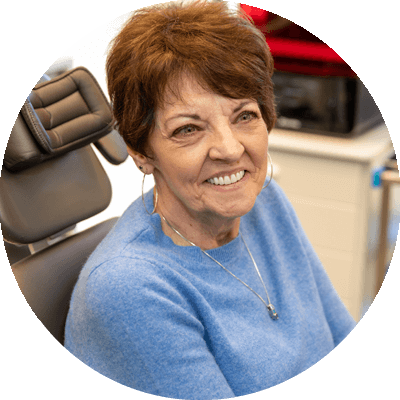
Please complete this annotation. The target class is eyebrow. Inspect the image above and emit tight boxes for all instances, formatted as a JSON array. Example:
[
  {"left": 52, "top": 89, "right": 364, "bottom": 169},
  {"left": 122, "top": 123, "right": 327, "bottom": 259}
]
[{"left": 164, "top": 100, "right": 254, "bottom": 125}]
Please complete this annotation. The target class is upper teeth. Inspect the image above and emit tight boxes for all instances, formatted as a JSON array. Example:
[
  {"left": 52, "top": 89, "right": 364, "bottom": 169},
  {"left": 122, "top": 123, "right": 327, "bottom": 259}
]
[{"left": 207, "top": 170, "right": 245, "bottom": 185}]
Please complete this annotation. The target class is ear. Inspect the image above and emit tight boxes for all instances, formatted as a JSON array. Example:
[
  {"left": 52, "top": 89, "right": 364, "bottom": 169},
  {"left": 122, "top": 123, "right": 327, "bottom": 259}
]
[{"left": 126, "top": 145, "right": 155, "bottom": 175}]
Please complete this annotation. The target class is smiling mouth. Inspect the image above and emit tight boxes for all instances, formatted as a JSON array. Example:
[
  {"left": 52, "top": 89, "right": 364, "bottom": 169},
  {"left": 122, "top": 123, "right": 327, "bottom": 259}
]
[{"left": 206, "top": 170, "right": 245, "bottom": 186}]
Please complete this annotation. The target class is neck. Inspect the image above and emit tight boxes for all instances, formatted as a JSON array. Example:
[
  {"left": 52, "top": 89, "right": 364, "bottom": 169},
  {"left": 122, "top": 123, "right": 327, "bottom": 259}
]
[{"left": 157, "top": 201, "right": 240, "bottom": 251}]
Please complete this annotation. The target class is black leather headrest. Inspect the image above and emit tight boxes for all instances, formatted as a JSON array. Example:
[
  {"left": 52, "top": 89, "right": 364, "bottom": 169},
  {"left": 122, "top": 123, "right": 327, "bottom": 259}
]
[{"left": 4, "top": 67, "right": 114, "bottom": 172}]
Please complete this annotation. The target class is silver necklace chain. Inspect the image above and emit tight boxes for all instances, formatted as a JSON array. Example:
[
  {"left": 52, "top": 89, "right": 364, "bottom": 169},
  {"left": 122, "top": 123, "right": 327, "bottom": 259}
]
[{"left": 160, "top": 214, "right": 279, "bottom": 320}]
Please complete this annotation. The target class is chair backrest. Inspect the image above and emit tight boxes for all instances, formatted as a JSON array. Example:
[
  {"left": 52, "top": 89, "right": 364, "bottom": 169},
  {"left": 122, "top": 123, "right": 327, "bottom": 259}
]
[{"left": 1, "top": 67, "right": 128, "bottom": 344}]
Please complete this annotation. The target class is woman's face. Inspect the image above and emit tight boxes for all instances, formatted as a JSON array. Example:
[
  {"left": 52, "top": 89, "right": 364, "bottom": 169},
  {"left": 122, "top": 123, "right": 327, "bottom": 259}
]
[{"left": 145, "top": 75, "right": 269, "bottom": 225}]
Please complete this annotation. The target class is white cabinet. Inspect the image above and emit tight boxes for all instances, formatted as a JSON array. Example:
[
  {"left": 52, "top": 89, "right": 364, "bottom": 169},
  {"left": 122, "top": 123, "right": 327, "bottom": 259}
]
[{"left": 268, "top": 124, "right": 395, "bottom": 321}]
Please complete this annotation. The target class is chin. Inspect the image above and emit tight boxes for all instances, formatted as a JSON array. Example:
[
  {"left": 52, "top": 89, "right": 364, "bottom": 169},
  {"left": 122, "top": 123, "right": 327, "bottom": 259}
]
[{"left": 210, "top": 199, "right": 256, "bottom": 220}]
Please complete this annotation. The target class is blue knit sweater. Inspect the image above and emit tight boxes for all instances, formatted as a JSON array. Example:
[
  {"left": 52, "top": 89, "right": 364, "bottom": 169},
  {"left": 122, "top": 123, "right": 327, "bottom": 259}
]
[{"left": 65, "top": 180, "right": 355, "bottom": 399}]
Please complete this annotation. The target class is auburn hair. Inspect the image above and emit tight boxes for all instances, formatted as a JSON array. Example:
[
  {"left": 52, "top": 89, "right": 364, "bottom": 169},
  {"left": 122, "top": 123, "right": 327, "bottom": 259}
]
[{"left": 106, "top": 0, "right": 276, "bottom": 157}]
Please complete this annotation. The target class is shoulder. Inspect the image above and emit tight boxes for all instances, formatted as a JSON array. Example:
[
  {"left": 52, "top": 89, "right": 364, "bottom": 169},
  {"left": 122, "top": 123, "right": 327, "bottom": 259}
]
[
  {"left": 73, "top": 252, "right": 197, "bottom": 327},
  {"left": 249, "top": 179, "right": 302, "bottom": 236},
  {"left": 84, "top": 192, "right": 159, "bottom": 265},
  {"left": 74, "top": 187, "right": 201, "bottom": 310},
  {"left": 257, "top": 179, "right": 296, "bottom": 215}
]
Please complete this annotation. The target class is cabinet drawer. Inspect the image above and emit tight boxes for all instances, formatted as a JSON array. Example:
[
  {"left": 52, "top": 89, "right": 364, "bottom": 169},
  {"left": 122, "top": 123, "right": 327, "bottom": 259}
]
[
  {"left": 271, "top": 151, "right": 363, "bottom": 204},
  {"left": 288, "top": 194, "right": 359, "bottom": 252},
  {"left": 314, "top": 245, "right": 354, "bottom": 300},
  {"left": 313, "top": 240, "right": 360, "bottom": 321}
]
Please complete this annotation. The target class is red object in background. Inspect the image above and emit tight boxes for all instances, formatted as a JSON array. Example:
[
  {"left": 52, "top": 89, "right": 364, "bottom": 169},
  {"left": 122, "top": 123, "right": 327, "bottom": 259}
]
[{"left": 240, "top": 4, "right": 356, "bottom": 77}]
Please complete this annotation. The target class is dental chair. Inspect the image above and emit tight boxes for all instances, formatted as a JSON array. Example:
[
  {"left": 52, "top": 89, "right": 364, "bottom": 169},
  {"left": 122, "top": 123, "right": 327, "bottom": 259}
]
[{"left": 0, "top": 67, "right": 128, "bottom": 344}]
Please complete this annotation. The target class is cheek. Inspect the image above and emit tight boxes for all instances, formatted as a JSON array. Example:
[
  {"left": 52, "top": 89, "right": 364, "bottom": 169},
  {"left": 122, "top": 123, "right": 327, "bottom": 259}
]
[
  {"left": 160, "top": 148, "right": 208, "bottom": 185},
  {"left": 247, "top": 133, "right": 269, "bottom": 167},
  {"left": 178, "top": 143, "right": 210, "bottom": 173}
]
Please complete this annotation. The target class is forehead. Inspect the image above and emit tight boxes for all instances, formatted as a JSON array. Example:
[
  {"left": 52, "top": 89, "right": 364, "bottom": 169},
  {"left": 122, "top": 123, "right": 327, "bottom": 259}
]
[{"left": 158, "top": 74, "right": 254, "bottom": 119}]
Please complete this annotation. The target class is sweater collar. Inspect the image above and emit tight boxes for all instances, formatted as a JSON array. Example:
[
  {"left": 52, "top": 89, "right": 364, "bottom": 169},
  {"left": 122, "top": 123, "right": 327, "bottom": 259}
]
[{"left": 143, "top": 190, "right": 245, "bottom": 265}]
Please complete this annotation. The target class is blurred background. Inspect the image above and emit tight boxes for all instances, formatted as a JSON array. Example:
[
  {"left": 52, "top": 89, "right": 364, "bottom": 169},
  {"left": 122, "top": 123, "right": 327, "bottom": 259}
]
[{"left": 3, "top": 2, "right": 399, "bottom": 323}]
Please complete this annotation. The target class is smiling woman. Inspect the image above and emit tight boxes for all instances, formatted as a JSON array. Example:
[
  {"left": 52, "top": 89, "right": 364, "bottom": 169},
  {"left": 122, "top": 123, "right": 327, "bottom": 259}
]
[
  {"left": 64, "top": 1, "right": 356, "bottom": 398},
  {"left": 130, "top": 75, "right": 269, "bottom": 249}
]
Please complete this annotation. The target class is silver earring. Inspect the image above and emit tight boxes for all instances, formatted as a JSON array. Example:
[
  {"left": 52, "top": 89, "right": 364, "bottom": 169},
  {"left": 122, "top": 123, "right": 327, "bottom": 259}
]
[
  {"left": 262, "top": 153, "right": 273, "bottom": 190},
  {"left": 142, "top": 173, "right": 158, "bottom": 215}
]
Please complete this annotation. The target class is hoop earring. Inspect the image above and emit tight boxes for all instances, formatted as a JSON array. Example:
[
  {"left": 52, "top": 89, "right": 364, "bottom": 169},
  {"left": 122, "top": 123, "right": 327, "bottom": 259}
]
[
  {"left": 262, "top": 153, "right": 274, "bottom": 190},
  {"left": 142, "top": 173, "right": 158, "bottom": 215}
]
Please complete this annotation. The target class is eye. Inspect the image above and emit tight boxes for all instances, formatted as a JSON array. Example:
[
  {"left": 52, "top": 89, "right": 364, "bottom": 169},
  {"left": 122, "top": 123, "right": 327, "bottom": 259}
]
[
  {"left": 173, "top": 124, "right": 199, "bottom": 137},
  {"left": 238, "top": 111, "right": 259, "bottom": 121}
]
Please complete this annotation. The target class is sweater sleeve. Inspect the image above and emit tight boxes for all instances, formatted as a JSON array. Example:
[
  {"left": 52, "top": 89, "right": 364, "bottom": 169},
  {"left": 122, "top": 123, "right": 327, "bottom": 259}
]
[{"left": 74, "top": 257, "right": 235, "bottom": 400}]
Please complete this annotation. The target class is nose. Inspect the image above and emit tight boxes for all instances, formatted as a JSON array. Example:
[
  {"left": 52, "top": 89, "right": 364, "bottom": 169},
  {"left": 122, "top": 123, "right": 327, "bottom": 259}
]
[{"left": 208, "top": 124, "right": 245, "bottom": 162}]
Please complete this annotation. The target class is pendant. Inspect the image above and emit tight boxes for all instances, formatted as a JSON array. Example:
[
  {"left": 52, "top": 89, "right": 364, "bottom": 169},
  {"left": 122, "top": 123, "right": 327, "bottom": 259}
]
[{"left": 267, "top": 304, "right": 279, "bottom": 320}]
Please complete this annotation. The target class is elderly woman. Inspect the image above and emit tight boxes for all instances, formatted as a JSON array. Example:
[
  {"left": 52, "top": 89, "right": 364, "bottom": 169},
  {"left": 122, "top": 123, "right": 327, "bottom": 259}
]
[{"left": 65, "top": 1, "right": 355, "bottom": 398}]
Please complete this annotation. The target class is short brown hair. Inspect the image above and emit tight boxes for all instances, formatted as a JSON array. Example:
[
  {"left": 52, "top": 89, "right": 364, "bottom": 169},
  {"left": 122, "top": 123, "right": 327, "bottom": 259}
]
[{"left": 106, "top": 0, "right": 276, "bottom": 157}]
